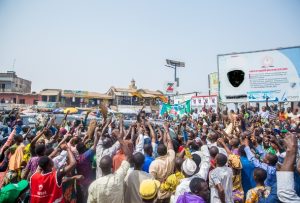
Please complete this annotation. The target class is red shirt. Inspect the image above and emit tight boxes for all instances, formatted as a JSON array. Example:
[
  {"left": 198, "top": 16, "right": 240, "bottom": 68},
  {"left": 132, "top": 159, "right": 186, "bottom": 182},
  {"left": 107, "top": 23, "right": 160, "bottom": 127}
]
[{"left": 30, "top": 170, "right": 64, "bottom": 203}]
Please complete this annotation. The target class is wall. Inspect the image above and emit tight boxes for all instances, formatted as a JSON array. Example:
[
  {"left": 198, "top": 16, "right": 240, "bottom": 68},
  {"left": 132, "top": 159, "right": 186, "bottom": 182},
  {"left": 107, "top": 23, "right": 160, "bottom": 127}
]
[{"left": 0, "top": 93, "right": 40, "bottom": 105}]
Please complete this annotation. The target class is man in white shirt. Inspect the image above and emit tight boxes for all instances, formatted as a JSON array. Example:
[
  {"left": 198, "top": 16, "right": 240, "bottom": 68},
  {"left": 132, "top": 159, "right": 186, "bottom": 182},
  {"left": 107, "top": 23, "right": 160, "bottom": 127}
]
[
  {"left": 124, "top": 152, "right": 153, "bottom": 203},
  {"left": 277, "top": 133, "right": 300, "bottom": 203},
  {"left": 209, "top": 153, "right": 233, "bottom": 203},
  {"left": 259, "top": 106, "right": 269, "bottom": 121},
  {"left": 192, "top": 109, "right": 199, "bottom": 120},
  {"left": 88, "top": 137, "right": 131, "bottom": 203}
]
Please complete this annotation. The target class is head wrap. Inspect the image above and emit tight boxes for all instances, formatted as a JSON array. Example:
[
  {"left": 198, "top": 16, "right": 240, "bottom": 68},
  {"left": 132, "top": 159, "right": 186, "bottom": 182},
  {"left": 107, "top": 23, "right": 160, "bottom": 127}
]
[{"left": 182, "top": 158, "right": 197, "bottom": 176}]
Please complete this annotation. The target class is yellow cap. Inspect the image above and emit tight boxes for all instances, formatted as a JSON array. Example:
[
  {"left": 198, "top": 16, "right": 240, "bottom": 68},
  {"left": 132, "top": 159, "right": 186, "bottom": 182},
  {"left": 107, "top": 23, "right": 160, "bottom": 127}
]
[{"left": 139, "top": 179, "right": 161, "bottom": 200}]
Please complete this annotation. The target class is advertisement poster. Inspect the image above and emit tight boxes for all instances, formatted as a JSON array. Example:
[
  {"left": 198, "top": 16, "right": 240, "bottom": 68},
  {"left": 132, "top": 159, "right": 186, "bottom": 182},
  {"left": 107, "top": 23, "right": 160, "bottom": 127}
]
[
  {"left": 208, "top": 72, "right": 219, "bottom": 95},
  {"left": 218, "top": 46, "right": 300, "bottom": 102},
  {"left": 191, "top": 95, "right": 218, "bottom": 111}
]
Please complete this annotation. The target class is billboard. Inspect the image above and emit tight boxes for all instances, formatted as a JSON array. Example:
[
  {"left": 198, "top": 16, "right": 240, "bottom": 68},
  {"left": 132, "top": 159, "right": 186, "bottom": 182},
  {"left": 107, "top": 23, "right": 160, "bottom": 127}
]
[
  {"left": 218, "top": 46, "right": 300, "bottom": 102},
  {"left": 208, "top": 72, "right": 218, "bottom": 95}
]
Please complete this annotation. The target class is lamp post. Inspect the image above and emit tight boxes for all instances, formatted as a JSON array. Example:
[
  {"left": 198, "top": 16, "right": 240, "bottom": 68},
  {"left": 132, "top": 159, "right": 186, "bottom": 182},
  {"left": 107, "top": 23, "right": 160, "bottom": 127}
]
[
  {"left": 165, "top": 59, "right": 185, "bottom": 87},
  {"left": 165, "top": 59, "right": 185, "bottom": 104}
]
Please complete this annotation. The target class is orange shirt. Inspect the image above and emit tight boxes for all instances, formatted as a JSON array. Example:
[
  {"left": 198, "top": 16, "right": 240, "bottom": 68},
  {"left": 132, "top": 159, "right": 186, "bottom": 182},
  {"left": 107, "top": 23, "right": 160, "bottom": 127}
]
[
  {"left": 9, "top": 143, "right": 25, "bottom": 171},
  {"left": 112, "top": 151, "right": 126, "bottom": 172},
  {"left": 279, "top": 112, "right": 287, "bottom": 121}
]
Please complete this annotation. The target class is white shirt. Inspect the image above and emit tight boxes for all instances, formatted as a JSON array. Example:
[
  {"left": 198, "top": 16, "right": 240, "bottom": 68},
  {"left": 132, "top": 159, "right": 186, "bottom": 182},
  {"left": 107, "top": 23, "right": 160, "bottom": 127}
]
[
  {"left": 259, "top": 110, "right": 270, "bottom": 120},
  {"left": 209, "top": 166, "right": 234, "bottom": 203},
  {"left": 96, "top": 139, "right": 120, "bottom": 178},
  {"left": 88, "top": 160, "right": 130, "bottom": 203},
  {"left": 277, "top": 171, "right": 300, "bottom": 203},
  {"left": 192, "top": 112, "right": 199, "bottom": 120},
  {"left": 135, "top": 134, "right": 144, "bottom": 153}
]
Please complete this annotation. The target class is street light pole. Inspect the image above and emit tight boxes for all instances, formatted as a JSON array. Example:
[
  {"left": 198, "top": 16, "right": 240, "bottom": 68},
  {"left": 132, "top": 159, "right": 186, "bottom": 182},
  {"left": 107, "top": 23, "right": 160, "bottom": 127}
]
[
  {"left": 174, "top": 64, "right": 177, "bottom": 86},
  {"left": 165, "top": 59, "right": 185, "bottom": 88}
]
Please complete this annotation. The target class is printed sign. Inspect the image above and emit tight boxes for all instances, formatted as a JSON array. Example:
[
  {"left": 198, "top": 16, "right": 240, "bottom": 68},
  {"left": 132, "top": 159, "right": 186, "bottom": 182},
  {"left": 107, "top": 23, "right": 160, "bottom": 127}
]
[
  {"left": 218, "top": 46, "right": 300, "bottom": 102},
  {"left": 164, "top": 81, "right": 177, "bottom": 95}
]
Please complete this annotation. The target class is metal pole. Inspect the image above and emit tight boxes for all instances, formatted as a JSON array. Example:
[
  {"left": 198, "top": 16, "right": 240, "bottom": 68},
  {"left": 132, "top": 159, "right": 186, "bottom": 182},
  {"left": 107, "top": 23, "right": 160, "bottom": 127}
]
[{"left": 174, "top": 65, "right": 177, "bottom": 85}]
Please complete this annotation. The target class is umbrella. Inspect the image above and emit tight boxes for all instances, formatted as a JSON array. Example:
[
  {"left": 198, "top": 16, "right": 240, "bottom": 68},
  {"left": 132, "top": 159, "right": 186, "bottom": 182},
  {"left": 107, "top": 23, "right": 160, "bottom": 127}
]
[
  {"left": 63, "top": 107, "right": 78, "bottom": 114},
  {"left": 53, "top": 108, "right": 64, "bottom": 113}
]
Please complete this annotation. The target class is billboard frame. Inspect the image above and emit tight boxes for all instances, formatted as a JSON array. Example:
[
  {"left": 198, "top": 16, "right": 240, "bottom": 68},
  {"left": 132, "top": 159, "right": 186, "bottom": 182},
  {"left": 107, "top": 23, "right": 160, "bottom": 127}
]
[{"left": 217, "top": 45, "right": 300, "bottom": 103}]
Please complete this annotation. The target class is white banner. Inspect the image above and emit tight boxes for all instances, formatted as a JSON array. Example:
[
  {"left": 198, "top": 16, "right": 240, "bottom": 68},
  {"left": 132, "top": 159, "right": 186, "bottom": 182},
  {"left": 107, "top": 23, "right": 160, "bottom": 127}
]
[
  {"left": 191, "top": 95, "right": 218, "bottom": 111},
  {"left": 218, "top": 46, "right": 300, "bottom": 102}
]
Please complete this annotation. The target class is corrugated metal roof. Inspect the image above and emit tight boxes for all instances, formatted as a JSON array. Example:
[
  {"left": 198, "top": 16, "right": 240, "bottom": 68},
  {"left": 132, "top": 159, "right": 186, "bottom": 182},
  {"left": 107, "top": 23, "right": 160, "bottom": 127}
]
[{"left": 40, "top": 90, "right": 60, "bottom": 96}]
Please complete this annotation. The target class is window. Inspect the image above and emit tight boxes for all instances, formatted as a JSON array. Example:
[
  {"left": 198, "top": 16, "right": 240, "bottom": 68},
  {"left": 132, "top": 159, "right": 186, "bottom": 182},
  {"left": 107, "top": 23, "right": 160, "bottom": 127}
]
[
  {"left": 49, "top": 96, "right": 57, "bottom": 102},
  {"left": 120, "top": 96, "right": 132, "bottom": 105},
  {"left": 19, "top": 99, "right": 25, "bottom": 104},
  {"left": 42, "top": 96, "right": 47, "bottom": 102}
]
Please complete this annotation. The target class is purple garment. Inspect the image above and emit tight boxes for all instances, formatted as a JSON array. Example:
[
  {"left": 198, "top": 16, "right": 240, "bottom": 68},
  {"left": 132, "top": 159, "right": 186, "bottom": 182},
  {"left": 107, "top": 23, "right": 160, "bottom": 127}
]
[
  {"left": 26, "top": 156, "right": 40, "bottom": 179},
  {"left": 176, "top": 192, "right": 206, "bottom": 203},
  {"left": 231, "top": 148, "right": 239, "bottom": 155},
  {"left": 77, "top": 149, "right": 95, "bottom": 187}
]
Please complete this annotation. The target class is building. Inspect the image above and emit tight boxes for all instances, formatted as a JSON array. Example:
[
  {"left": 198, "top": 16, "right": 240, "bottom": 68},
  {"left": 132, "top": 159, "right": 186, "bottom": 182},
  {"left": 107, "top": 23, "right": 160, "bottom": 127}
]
[
  {"left": 0, "top": 71, "right": 31, "bottom": 93},
  {"left": 39, "top": 89, "right": 62, "bottom": 102},
  {"left": 107, "top": 79, "right": 166, "bottom": 113},
  {"left": 0, "top": 71, "right": 38, "bottom": 105},
  {"left": 0, "top": 92, "right": 39, "bottom": 105},
  {"left": 61, "top": 90, "right": 113, "bottom": 107}
]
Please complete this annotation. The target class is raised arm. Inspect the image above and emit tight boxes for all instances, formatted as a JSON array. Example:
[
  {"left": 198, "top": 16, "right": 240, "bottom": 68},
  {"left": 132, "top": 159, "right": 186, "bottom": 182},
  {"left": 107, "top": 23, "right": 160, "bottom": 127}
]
[
  {"left": 244, "top": 137, "right": 269, "bottom": 171},
  {"left": 163, "top": 124, "right": 173, "bottom": 150},
  {"left": 124, "top": 125, "right": 131, "bottom": 140},
  {"left": 57, "top": 143, "right": 76, "bottom": 185},
  {"left": 217, "top": 138, "right": 232, "bottom": 155},
  {"left": 92, "top": 127, "right": 101, "bottom": 152},
  {"left": 281, "top": 133, "right": 297, "bottom": 171},
  {"left": 31, "top": 128, "right": 47, "bottom": 145},
  {"left": 49, "top": 134, "right": 71, "bottom": 159},
  {"left": 146, "top": 121, "right": 156, "bottom": 143},
  {"left": 277, "top": 133, "right": 300, "bottom": 202},
  {"left": 119, "top": 116, "right": 125, "bottom": 138},
  {"left": 59, "top": 111, "right": 69, "bottom": 128}
]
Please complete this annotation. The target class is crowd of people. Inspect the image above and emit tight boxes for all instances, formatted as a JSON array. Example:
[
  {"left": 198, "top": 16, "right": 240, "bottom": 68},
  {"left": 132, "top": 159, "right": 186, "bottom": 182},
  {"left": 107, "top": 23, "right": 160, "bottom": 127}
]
[{"left": 0, "top": 100, "right": 300, "bottom": 203}]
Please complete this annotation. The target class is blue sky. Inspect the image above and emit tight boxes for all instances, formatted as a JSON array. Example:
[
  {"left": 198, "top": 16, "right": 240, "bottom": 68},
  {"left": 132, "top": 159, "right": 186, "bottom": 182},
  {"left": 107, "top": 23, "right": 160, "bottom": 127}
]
[{"left": 0, "top": 0, "right": 300, "bottom": 93}]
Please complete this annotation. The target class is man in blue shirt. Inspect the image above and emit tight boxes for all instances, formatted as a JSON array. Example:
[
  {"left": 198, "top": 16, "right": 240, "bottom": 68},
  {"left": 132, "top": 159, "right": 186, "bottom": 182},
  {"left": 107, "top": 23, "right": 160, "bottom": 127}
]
[
  {"left": 142, "top": 143, "right": 154, "bottom": 173},
  {"left": 244, "top": 137, "right": 277, "bottom": 187}
]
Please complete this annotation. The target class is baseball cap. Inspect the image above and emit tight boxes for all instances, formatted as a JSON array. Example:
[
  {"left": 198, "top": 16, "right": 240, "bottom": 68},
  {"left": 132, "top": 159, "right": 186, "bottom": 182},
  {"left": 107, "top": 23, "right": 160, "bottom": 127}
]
[
  {"left": 0, "top": 180, "right": 28, "bottom": 203},
  {"left": 139, "top": 179, "right": 160, "bottom": 200}
]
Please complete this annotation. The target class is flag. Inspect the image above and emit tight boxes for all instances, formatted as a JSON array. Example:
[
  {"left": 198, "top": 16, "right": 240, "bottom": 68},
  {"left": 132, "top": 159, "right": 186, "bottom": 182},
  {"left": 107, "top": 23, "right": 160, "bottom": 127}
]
[{"left": 160, "top": 100, "right": 191, "bottom": 118}]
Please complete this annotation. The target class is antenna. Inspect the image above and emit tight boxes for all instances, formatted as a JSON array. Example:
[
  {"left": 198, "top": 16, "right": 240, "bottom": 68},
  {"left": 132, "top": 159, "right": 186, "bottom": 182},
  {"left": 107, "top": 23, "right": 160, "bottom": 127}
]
[{"left": 12, "top": 59, "right": 16, "bottom": 71}]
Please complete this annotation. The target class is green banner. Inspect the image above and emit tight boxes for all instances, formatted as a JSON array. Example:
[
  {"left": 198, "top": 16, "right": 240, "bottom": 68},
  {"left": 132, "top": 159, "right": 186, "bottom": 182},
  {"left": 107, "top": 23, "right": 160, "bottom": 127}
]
[{"left": 160, "top": 100, "right": 191, "bottom": 118}]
